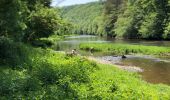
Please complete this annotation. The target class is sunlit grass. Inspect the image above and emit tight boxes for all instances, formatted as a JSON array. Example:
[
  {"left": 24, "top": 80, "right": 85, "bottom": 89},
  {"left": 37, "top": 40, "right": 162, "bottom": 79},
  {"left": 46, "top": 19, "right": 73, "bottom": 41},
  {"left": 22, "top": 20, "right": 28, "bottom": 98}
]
[
  {"left": 89, "top": 64, "right": 170, "bottom": 99},
  {"left": 0, "top": 40, "right": 170, "bottom": 99},
  {"left": 80, "top": 43, "right": 170, "bottom": 56}
]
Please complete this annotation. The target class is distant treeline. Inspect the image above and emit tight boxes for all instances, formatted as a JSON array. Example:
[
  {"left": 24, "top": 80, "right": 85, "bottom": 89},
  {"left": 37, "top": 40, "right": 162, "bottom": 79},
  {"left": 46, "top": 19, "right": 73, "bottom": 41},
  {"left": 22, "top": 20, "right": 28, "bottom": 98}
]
[
  {"left": 61, "top": 2, "right": 105, "bottom": 35},
  {"left": 61, "top": 0, "right": 170, "bottom": 40}
]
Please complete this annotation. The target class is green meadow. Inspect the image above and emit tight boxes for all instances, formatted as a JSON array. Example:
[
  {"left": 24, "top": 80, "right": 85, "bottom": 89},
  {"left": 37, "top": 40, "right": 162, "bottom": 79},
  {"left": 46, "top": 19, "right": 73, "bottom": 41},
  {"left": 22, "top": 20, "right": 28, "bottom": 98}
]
[{"left": 80, "top": 43, "right": 170, "bottom": 56}]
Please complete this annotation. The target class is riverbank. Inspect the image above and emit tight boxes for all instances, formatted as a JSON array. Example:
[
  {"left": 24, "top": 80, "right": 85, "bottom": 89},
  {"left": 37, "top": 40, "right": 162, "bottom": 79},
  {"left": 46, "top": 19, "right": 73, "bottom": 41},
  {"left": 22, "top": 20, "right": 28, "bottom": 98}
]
[
  {"left": 33, "top": 34, "right": 77, "bottom": 48},
  {"left": 54, "top": 35, "right": 170, "bottom": 84},
  {"left": 80, "top": 43, "right": 170, "bottom": 56},
  {"left": 90, "top": 63, "right": 170, "bottom": 99},
  {"left": 1, "top": 40, "right": 170, "bottom": 99},
  {"left": 87, "top": 56, "right": 143, "bottom": 72}
]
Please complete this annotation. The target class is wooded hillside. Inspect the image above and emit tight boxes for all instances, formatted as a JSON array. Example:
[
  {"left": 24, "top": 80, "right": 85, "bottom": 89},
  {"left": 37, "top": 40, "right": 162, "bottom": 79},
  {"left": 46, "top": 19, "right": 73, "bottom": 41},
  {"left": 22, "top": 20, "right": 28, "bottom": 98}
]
[{"left": 62, "top": 0, "right": 170, "bottom": 40}]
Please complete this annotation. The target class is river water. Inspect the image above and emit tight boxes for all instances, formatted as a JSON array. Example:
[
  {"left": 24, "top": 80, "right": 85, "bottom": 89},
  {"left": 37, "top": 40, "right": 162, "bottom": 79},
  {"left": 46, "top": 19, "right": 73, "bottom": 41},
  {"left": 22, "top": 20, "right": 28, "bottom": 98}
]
[{"left": 53, "top": 35, "right": 170, "bottom": 85}]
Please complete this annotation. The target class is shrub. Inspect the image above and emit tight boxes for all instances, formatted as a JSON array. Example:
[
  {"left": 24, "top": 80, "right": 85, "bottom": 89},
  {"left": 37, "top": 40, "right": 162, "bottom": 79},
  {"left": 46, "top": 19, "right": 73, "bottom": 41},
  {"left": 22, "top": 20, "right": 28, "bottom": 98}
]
[
  {"left": 0, "top": 37, "right": 31, "bottom": 67},
  {"left": 0, "top": 69, "right": 41, "bottom": 99}
]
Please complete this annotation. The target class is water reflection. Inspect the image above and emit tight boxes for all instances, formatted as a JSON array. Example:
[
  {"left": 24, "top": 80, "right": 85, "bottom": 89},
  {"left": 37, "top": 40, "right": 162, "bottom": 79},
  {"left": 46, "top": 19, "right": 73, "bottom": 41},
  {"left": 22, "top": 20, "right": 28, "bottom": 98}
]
[
  {"left": 53, "top": 35, "right": 110, "bottom": 52},
  {"left": 121, "top": 56, "right": 170, "bottom": 84},
  {"left": 53, "top": 35, "right": 170, "bottom": 85}
]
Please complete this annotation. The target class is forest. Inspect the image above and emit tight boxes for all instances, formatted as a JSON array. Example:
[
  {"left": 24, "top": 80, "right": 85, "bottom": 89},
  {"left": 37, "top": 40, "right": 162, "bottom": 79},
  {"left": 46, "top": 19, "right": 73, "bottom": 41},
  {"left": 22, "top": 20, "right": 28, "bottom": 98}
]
[
  {"left": 0, "top": 0, "right": 170, "bottom": 99},
  {"left": 61, "top": 2, "right": 105, "bottom": 35},
  {"left": 62, "top": 0, "right": 170, "bottom": 40}
]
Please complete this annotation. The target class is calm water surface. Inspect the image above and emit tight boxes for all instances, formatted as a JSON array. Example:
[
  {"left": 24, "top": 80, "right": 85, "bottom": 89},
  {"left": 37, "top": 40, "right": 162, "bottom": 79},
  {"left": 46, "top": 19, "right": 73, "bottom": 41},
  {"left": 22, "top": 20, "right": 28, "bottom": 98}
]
[{"left": 53, "top": 35, "right": 170, "bottom": 85}]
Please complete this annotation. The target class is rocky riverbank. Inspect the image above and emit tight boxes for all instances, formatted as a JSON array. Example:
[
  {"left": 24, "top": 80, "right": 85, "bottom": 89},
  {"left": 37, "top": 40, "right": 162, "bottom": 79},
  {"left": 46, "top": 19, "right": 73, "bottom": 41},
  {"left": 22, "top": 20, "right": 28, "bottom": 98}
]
[{"left": 87, "top": 56, "right": 144, "bottom": 72}]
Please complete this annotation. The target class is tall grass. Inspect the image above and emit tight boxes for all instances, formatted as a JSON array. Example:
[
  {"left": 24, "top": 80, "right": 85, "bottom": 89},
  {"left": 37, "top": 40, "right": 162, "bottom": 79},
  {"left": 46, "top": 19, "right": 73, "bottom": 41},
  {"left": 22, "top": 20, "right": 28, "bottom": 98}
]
[
  {"left": 0, "top": 39, "right": 98, "bottom": 99},
  {"left": 88, "top": 64, "right": 170, "bottom": 99},
  {"left": 80, "top": 43, "right": 170, "bottom": 56},
  {"left": 0, "top": 39, "right": 170, "bottom": 99}
]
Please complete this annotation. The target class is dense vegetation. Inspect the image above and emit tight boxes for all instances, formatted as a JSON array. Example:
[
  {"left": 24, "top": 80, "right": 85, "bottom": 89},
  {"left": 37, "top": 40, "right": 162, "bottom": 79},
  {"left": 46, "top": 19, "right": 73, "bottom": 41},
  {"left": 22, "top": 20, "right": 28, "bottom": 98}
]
[
  {"left": 114, "top": 0, "right": 170, "bottom": 40},
  {"left": 0, "top": 39, "right": 97, "bottom": 99},
  {"left": 62, "top": 0, "right": 170, "bottom": 40},
  {"left": 1, "top": 0, "right": 170, "bottom": 99},
  {"left": 80, "top": 43, "right": 170, "bottom": 56},
  {"left": 1, "top": 39, "right": 170, "bottom": 99},
  {"left": 0, "top": 0, "right": 71, "bottom": 45},
  {"left": 61, "top": 2, "right": 105, "bottom": 35}
]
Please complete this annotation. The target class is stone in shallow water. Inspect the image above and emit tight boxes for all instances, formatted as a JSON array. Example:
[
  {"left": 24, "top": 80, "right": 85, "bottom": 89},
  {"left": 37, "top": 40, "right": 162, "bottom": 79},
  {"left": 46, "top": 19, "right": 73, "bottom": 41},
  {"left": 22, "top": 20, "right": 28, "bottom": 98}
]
[
  {"left": 97, "top": 56, "right": 144, "bottom": 72},
  {"left": 122, "top": 55, "right": 127, "bottom": 59}
]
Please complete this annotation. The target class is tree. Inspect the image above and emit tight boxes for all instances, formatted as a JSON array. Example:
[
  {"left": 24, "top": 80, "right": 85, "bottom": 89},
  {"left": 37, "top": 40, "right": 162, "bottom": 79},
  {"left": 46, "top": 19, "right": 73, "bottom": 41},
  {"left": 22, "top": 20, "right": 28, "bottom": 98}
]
[
  {"left": 163, "top": 0, "right": 170, "bottom": 40},
  {"left": 0, "top": 0, "right": 26, "bottom": 41},
  {"left": 115, "top": 0, "right": 170, "bottom": 40},
  {"left": 26, "top": 0, "right": 52, "bottom": 11},
  {"left": 164, "top": 22, "right": 170, "bottom": 40},
  {"left": 23, "top": 4, "right": 62, "bottom": 42},
  {"left": 103, "top": 0, "right": 124, "bottom": 37},
  {"left": 114, "top": 1, "right": 141, "bottom": 39},
  {"left": 61, "top": 2, "right": 104, "bottom": 35}
]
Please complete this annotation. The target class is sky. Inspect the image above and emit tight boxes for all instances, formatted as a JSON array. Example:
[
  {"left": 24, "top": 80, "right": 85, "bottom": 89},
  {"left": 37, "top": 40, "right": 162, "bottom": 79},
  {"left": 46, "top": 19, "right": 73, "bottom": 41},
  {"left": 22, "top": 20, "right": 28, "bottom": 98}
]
[{"left": 52, "top": 0, "right": 98, "bottom": 7}]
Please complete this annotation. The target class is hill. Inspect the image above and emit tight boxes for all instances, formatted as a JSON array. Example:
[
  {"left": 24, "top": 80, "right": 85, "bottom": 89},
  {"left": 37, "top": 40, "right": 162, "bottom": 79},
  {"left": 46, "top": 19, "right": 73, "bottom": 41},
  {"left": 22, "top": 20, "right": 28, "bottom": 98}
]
[{"left": 61, "top": 2, "right": 105, "bottom": 35}]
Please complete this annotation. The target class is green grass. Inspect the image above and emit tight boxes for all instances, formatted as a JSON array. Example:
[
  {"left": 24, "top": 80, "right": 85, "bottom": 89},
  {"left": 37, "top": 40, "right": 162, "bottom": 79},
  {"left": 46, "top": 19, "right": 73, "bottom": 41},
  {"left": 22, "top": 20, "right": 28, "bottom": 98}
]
[
  {"left": 40, "top": 35, "right": 64, "bottom": 42},
  {"left": 89, "top": 64, "right": 170, "bottom": 99},
  {"left": 80, "top": 43, "right": 170, "bottom": 56},
  {"left": 33, "top": 34, "right": 77, "bottom": 48},
  {"left": 1, "top": 40, "right": 170, "bottom": 99},
  {"left": 0, "top": 39, "right": 98, "bottom": 99}
]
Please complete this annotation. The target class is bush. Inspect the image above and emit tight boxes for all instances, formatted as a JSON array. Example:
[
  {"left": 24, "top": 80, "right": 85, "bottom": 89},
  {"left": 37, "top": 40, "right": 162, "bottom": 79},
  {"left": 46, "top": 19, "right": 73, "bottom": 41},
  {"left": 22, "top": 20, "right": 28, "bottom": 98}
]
[
  {"left": 23, "top": 4, "right": 62, "bottom": 42},
  {"left": 0, "top": 37, "right": 31, "bottom": 67},
  {"left": 34, "top": 55, "right": 98, "bottom": 85},
  {"left": 0, "top": 42, "right": 170, "bottom": 99},
  {"left": 164, "top": 22, "right": 170, "bottom": 40},
  {"left": 0, "top": 69, "right": 41, "bottom": 99}
]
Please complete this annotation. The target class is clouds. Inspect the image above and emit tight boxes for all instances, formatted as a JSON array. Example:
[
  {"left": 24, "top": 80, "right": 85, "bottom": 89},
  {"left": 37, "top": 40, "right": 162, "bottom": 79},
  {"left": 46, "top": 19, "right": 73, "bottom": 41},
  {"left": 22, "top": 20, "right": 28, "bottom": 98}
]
[{"left": 51, "top": 0, "right": 98, "bottom": 7}]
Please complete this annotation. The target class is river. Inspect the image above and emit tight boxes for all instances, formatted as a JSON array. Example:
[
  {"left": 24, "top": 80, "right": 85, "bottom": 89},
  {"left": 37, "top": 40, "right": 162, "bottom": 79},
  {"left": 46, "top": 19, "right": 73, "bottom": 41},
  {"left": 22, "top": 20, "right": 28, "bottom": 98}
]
[{"left": 53, "top": 35, "right": 170, "bottom": 85}]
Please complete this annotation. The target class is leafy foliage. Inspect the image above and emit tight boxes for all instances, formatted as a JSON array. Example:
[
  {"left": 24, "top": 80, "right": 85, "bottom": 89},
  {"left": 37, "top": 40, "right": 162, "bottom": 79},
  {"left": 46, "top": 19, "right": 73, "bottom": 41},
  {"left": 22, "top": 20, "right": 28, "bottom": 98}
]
[
  {"left": 164, "top": 22, "right": 170, "bottom": 40},
  {"left": 24, "top": 4, "right": 62, "bottom": 42},
  {"left": 1, "top": 0, "right": 170, "bottom": 99},
  {"left": 0, "top": 44, "right": 98, "bottom": 99},
  {"left": 103, "top": 0, "right": 124, "bottom": 37},
  {"left": 61, "top": 2, "right": 104, "bottom": 35},
  {"left": 115, "top": 0, "right": 170, "bottom": 40},
  {"left": 0, "top": 0, "right": 70, "bottom": 42},
  {"left": 0, "top": 0, "right": 26, "bottom": 41},
  {"left": 0, "top": 45, "right": 170, "bottom": 99},
  {"left": 62, "top": 0, "right": 170, "bottom": 40},
  {"left": 0, "top": 37, "right": 32, "bottom": 67}
]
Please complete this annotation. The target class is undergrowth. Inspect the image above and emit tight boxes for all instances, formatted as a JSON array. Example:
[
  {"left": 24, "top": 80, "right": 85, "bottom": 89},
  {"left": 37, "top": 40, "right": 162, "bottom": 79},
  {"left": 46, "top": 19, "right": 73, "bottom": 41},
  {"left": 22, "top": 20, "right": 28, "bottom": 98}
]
[{"left": 0, "top": 38, "right": 170, "bottom": 99}]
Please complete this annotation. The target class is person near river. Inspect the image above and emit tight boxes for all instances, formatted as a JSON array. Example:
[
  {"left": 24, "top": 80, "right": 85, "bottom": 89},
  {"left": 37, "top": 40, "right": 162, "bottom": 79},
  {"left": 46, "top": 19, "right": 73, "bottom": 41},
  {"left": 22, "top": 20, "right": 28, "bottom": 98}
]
[
  {"left": 71, "top": 49, "right": 77, "bottom": 55},
  {"left": 66, "top": 49, "right": 78, "bottom": 57}
]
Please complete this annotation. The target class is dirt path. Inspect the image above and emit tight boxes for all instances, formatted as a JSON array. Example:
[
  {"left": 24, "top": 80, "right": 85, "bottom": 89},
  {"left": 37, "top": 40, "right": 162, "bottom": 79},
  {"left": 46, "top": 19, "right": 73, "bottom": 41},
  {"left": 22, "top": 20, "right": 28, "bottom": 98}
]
[{"left": 87, "top": 56, "right": 144, "bottom": 73}]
